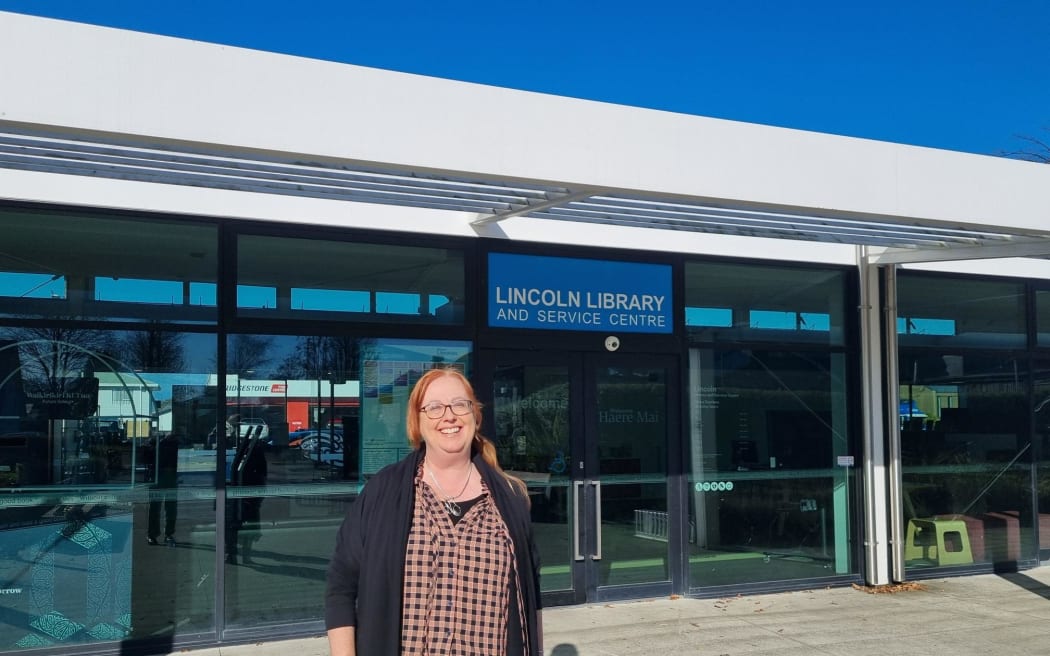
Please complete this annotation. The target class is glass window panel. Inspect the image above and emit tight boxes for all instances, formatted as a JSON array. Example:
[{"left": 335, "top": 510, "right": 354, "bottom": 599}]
[
  {"left": 375, "top": 291, "right": 423, "bottom": 315},
  {"left": 595, "top": 364, "right": 669, "bottom": 587},
  {"left": 1037, "top": 290, "right": 1050, "bottom": 347},
  {"left": 898, "top": 317, "right": 956, "bottom": 337},
  {"left": 687, "top": 348, "right": 854, "bottom": 586},
  {"left": 0, "top": 326, "right": 218, "bottom": 647},
  {"left": 0, "top": 490, "right": 218, "bottom": 647},
  {"left": 0, "top": 208, "right": 217, "bottom": 323},
  {"left": 236, "top": 235, "right": 465, "bottom": 324},
  {"left": 491, "top": 363, "right": 573, "bottom": 593},
  {"left": 95, "top": 277, "right": 184, "bottom": 304},
  {"left": 749, "top": 310, "right": 831, "bottom": 332},
  {"left": 1033, "top": 358, "right": 1050, "bottom": 560},
  {"left": 292, "top": 288, "right": 370, "bottom": 312},
  {"left": 750, "top": 310, "right": 793, "bottom": 330},
  {"left": 899, "top": 350, "right": 1035, "bottom": 569},
  {"left": 0, "top": 271, "right": 66, "bottom": 299},
  {"left": 685, "top": 262, "right": 846, "bottom": 345},
  {"left": 221, "top": 334, "right": 471, "bottom": 628},
  {"left": 237, "top": 285, "right": 277, "bottom": 310},
  {"left": 189, "top": 282, "right": 217, "bottom": 307},
  {"left": 428, "top": 294, "right": 452, "bottom": 315},
  {"left": 685, "top": 307, "right": 732, "bottom": 327},
  {"left": 897, "top": 273, "right": 1025, "bottom": 349}
]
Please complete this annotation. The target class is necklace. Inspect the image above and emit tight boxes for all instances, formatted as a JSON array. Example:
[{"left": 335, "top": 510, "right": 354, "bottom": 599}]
[{"left": 425, "top": 461, "right": 473, "bottom": 517}]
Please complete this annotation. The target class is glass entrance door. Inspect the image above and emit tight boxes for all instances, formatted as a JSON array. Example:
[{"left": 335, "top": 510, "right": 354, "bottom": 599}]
[
  {"left": 479, "top": 351, "right": 677, "bottom": 605},
  {"left": 584, "top": 358, "right": 673, "bottom": 597}
]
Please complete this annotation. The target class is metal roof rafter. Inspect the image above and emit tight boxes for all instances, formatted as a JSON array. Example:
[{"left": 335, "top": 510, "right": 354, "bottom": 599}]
[
  {"left": 535, "top": 202, "right": 989, "bottom": 246},
  {"left": 528, "top": 210, "right": 952, "bottom": 249},
  {"left": 582, "top": 196, "right": 1020, "bottom": 242}
]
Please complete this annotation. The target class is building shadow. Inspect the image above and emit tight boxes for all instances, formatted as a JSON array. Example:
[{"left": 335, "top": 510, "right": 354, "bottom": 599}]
[
  {"left": 550, "top": 644, "right": 580, "bottom": 655},
  {"left": 997, "top": 571, "right": 1050, "bottom": 602}
]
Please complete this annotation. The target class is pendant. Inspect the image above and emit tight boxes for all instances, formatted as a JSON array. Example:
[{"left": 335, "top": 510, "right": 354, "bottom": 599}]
[{"left": 443, "top": 499, "right": 461, "bottom": 517}]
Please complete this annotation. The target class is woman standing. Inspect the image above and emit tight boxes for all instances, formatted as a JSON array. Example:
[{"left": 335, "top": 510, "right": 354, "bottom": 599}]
[{"left": 325, "top": 367, "right": 541, "bottom": 655}]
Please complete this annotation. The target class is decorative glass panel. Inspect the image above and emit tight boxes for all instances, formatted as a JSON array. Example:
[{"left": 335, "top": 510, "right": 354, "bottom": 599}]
[{"left": 0, "top": 327, "right": 218, "bottom": 646}]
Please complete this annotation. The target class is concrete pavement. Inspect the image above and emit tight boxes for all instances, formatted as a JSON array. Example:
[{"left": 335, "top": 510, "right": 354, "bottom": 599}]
[{"left": 176, "top": 568, "right": 1050, "bottom": 655}]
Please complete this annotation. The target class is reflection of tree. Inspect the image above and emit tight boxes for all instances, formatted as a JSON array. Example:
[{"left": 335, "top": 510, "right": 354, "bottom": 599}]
[
  {"left": 506, "top": 381, "right": 569, "bottom": 471},
  {"left": 523, "top": 413, "right": 567, "bottom": 460},
  {"left": 4, "top": 326, "right": 113, "bottom": 392},
  {"left": 273, "top": 336, "right": 374, "bottom": 381},
  {"left": 121, "top": 326, "right": 185, "bottom": 372},
  {"left": 227, "top": 334, "right": 274, "bottom": 375}
]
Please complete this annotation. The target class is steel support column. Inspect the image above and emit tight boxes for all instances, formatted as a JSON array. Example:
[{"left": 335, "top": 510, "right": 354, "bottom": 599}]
[
  {"left": 883, "top": 265, "right": 905, "bottom": 582},
  {"left": 857, "top": 246, "right": 891, "bottom": 585}
]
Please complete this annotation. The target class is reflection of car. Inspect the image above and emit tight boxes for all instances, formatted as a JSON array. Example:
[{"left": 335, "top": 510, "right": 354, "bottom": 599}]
[
  {"left": 297, "top": 431, "right": 344, "bottom": 465},
  {"left": 289, "top": 429, "right": 342, "bottom": 448},
  {"left": 287, "top": 429, "right": 317, "bottom": 448},
  {"left": 237, "top": 419, "right": 269, "bottom": 440},
  {"left": 206, "top": 418, "right": 270, "bottom": 449}
]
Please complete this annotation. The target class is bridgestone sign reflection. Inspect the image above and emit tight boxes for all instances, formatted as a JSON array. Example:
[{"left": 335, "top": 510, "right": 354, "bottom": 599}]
[{"left": 488, "top": 253, "right": 673, "bottom": 333}]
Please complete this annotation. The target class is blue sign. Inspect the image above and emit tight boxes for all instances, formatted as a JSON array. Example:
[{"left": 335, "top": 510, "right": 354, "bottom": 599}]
[{"left": 488, "top": 253, "right": 673, "bottom": 333}]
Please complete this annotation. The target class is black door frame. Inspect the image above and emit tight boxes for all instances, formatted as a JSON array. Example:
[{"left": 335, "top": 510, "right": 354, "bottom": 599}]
[{"left": 476, "top": 349, "right": 683, "bottom": 606}]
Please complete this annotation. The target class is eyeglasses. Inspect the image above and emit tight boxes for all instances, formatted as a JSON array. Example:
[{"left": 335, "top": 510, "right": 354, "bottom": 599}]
[{"left": 420, "top": 399, "right": 473, "bottom": 419}]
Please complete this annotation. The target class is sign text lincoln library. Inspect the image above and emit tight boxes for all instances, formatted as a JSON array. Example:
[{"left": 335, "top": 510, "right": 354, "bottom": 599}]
[{"left": 488, "top": 253, "right": 672, "bottom": 333}]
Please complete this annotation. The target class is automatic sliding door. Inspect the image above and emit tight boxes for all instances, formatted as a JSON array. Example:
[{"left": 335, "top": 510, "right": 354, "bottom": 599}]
[
  {"left": 487, "top": 355, "right": 583, "bottom": 605},
  {"left": 481, "top": 351, "right": 677, "bottom": 605},
  {"left": 586, "top": 356, "right": 673, "bottom": 598}
]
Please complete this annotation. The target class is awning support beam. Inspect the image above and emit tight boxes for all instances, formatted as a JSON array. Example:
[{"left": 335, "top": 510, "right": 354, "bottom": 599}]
[
  {"left": 869, "top": 239, "right": 1050, "bottom": 265},
  {"left": 470, "top": 187, "right": 604, "bottom": 228}
]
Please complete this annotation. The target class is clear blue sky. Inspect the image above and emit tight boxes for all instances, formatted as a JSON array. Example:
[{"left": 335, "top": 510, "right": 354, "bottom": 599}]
[{"left": 2, "top": 1, "right": 1048, "bottom": 157}]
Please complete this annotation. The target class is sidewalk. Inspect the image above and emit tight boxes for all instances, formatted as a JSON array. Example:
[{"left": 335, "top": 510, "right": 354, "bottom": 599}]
[{"left": 180, "top": 568, "right": 1050, "bottom": 656}]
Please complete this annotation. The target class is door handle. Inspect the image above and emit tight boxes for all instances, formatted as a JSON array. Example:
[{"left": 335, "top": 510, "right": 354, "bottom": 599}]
[
  {"left": 573, "top": 480, "right": 584, "bottom": 561},
  {"left": 591, "top": 480, "right": 602, "bottom": 561}
]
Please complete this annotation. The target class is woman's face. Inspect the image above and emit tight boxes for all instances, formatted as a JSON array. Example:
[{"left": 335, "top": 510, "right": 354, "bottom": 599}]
[{"left": 418, "top": 375, "right": 477, "bottom": 460}]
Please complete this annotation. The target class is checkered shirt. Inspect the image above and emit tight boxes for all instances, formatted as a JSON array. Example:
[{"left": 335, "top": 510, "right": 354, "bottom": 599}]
[{"left": 400, "top": 467, "right": 528, "bottom": 655}]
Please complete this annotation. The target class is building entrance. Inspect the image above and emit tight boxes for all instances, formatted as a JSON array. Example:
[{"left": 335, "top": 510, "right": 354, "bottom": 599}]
[{"left": 477, "top": 350, "right": 679, "bottom": 606}]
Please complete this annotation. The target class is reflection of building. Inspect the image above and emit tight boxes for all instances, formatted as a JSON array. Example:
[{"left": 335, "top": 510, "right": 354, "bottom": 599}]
[
  {"left": 206, "top": 376, "right": 360, "bottom": 435},
  {"left": 94, "top": 372, "right": 161, "bottom": 438}
]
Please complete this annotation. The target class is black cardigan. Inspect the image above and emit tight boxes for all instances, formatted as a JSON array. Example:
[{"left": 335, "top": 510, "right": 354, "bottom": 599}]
[{"left": 325, "top": 448, "right": 542, "bottom": 655}]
